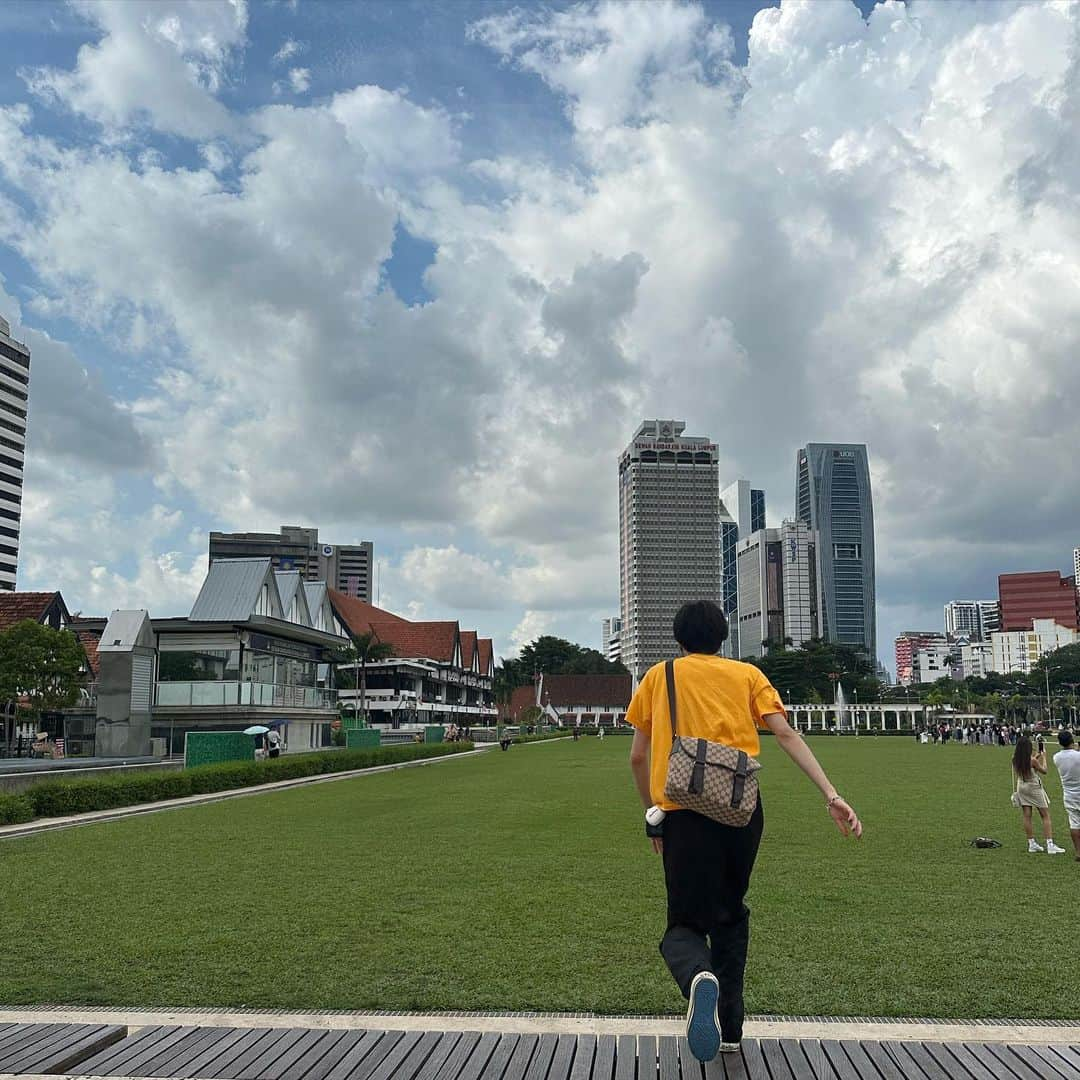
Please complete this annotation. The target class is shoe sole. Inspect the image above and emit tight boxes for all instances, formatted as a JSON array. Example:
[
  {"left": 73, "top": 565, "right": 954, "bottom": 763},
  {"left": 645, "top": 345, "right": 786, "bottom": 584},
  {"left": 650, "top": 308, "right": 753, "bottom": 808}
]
[{"left": 686, "top": 973, "right": 721, "bottom": 1062}]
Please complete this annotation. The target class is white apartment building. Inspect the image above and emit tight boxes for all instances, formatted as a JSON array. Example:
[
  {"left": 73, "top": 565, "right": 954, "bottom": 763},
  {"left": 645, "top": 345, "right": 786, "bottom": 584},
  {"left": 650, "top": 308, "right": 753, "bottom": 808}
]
[
  {"left": 944, "top": 600, "right": 1000, "bottom": 641},
  {"left": 913, "top": 642, "right": 957, "bottom": 684},
  {"left": 601, "top": 616, "right": 622, "bottom": 664},
  {"left": 960, "top": 641, "right": 994, "bottom": 679},
  {"left": 991, "top": 619, "right": 1080, "bottom": 675},
  {"left": 0, "top": 316, "right": 29, "bottom": 591},
  {"left": 735, "top": 520, "right": 815, "bottom": 660},
  {"left": 618, "top": 420, "right": 721, "bottom": 681}
]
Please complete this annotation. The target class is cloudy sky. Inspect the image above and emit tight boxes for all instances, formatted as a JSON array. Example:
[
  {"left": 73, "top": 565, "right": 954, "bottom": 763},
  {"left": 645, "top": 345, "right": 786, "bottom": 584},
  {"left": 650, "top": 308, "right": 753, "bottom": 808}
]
[{"left": 2, "top": 0, "right": 1078, "bottom": 671}]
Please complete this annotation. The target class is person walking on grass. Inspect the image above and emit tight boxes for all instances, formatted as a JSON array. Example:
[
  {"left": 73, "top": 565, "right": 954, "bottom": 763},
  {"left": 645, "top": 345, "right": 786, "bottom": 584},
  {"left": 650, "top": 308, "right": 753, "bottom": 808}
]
[
  {"left": 1012, "top": 736, "right": 1065, "bottom": 854},
  {"left": 625, "top": 600, "right": 862, "bottom": 1063},
  {"left": 1052, "top": 730, "right": 1080, "bottom": 861}
]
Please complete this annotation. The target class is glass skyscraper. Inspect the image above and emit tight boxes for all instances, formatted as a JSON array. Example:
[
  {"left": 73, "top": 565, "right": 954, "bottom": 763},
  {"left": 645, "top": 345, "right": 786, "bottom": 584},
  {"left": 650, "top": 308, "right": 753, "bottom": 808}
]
[{"left": 795, "top": 443, "right": 876, "bottom": 660}]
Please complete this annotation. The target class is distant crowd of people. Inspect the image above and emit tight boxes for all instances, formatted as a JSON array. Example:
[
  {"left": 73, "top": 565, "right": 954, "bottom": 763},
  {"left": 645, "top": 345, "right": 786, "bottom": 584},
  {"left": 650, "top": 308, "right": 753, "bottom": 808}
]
[
  {"left": 445, "top": 724, "right": 471, "bottom": 743},
  {"left": 917, "top": 721, "right": 1023, "bottom": 746}
]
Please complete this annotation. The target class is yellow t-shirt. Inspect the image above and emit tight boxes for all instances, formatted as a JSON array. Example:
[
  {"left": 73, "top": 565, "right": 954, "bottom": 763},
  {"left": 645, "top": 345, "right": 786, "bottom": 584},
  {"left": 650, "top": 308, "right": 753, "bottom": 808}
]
[{"left": 624, "top": 653, "right": 787, "bottom": 811}]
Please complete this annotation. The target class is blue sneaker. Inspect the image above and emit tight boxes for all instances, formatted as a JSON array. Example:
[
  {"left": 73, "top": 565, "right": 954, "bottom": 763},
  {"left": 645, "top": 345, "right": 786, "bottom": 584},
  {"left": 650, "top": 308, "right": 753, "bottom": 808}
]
[{"left": 685, "top": 971, "right": 721, "bottom": 1062}]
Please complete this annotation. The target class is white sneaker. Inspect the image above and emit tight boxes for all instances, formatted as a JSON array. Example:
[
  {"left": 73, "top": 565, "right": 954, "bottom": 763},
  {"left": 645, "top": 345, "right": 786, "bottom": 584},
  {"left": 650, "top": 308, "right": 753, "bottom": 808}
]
[
  {"left": 1047, "top": 841, "right": 1066, "bottom": 855},
  {"left": 719, "top": 1042, "right": 741, "bottom": 1054},
  {"left": 1028, "top": 839, "right": 1044, "bottom": 853}
]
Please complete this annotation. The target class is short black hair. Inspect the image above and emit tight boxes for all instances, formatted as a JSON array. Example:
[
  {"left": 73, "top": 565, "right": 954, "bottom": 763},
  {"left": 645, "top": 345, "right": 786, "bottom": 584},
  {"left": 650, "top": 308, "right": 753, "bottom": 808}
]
[
  {"left": 1060, "top": 730, "right": 1075, "bottom": 748},
  {"left": 673, "top": 600, "right": 729, "bottom": 655}
]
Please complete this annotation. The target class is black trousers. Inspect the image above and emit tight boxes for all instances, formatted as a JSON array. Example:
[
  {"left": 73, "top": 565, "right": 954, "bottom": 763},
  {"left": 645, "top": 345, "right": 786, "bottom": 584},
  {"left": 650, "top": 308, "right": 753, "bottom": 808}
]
[{"left": 659, "top": 800, "right": 764, "bottom": 1042}]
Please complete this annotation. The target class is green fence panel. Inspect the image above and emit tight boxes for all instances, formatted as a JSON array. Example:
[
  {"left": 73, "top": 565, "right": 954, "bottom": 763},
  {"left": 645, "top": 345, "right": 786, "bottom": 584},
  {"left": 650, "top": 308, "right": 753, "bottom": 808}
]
[
  {"left": 424, "top": 726, "right": 445, "bottom": 744},
  {"left": 346, "top": 728, "right": 381, "bottom": 748},
  {"left": 184, "top": 731, "right": 255, "bottom": 769}
]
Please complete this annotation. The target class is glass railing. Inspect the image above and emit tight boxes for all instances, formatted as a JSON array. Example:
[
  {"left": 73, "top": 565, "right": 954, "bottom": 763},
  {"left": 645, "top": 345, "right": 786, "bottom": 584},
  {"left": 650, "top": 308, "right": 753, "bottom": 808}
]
[{"left": 156, "top": 682, "right": 335, "bottom": 709}]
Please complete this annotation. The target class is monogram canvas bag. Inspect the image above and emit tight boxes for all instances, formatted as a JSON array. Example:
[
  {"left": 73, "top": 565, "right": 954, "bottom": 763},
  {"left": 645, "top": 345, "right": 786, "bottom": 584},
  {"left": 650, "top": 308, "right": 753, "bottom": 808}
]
[{"left": 662, "top": 659, "right": 762, "bottom": 827}]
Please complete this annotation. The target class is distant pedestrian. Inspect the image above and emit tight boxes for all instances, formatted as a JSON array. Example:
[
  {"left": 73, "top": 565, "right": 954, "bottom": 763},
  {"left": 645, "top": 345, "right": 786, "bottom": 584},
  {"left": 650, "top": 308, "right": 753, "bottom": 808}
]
[
  {"left": 1052, "top": 731, "right": 1080, "bottom": 861},
  {"left": 625, "top": 600, "right": 861, "bottom": 1063},
  {"left": 1012, "top": 736, "right": 1065, "bottom": 855},
  {"left": 597, "top": 723, "right": 605, "bottom": 741},
  {"left": 267, "top": 728, "right": 282, "bottom": 759}
]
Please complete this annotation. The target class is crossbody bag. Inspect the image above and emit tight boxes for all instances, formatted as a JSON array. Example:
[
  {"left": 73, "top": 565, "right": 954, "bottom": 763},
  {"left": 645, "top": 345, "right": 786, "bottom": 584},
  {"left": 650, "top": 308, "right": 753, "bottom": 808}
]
[{"left": 662, "top": 659, "right": 761, "bottom": 827}]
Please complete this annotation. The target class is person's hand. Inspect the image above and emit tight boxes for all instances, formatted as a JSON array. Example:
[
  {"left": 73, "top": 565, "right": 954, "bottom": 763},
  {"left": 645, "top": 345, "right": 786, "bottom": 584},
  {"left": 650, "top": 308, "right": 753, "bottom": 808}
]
[
  {"left": 650, "top": 837, "right": 663, "bottom": 855},
  {"left": 828, "top": 796, "right": 862, "bottom": 839}
]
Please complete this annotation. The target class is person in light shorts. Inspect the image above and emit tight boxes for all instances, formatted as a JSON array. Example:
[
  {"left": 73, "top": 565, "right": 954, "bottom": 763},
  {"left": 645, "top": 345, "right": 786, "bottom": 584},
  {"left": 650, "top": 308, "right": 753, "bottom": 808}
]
[
  {"left": 1053, "top": 730, "right": 1080, "bottom": 861},
  {"left": 1012, "top": 736, "right": 1066, "bottom": 855}
]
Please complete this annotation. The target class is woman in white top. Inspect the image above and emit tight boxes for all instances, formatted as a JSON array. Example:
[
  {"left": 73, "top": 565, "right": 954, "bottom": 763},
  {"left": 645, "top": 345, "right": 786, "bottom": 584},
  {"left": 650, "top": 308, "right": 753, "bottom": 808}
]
[{"left": 1012, "top": 736, "right": 1065, "bottom": 854}]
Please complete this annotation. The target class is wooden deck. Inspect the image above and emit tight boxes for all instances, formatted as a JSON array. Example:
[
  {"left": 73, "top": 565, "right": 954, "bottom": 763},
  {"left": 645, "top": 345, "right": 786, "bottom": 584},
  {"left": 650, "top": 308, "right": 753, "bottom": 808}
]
[
  {"left": 0, "top": 1023, "right": 125, "bottom": 1075},
  {"left": 40, "top": 1025, "right": 1080, "bottom": 1079}
]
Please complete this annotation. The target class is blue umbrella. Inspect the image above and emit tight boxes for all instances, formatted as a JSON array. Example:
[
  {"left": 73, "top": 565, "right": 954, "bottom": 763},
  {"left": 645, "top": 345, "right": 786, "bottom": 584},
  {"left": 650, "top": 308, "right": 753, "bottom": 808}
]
[{"left": 243, "top": 724, "right": 270, "bottom": 736}]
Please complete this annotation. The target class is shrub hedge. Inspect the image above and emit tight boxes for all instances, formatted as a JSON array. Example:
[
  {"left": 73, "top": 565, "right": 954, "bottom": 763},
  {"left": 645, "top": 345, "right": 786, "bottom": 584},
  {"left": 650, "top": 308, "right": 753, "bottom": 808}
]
[{"left": 1, "top": 742, "right": 476, "bottom": 825}]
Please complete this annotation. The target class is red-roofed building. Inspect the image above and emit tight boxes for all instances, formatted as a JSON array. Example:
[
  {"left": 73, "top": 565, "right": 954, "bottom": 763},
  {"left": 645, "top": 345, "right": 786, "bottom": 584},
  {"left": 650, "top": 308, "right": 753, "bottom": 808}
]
[
  {"left": 503, "top": 673, "right": 632, "bottom": 728},
  {"left": 330, "top": 592, "right": 496, "bottom": 727},
  {"left": 0, "top": 591, "right": 70, "bottom": 632}
]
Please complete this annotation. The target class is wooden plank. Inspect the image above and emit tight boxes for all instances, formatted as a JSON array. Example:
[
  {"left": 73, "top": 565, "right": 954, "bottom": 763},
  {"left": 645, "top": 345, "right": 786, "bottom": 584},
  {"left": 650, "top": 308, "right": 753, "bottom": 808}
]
[
  {"left": 522, "top": 1032, "right": 558, "bottom": 1080},
  {"left": 978, "top": 1042, "right": 1048, "bottom": 1080},
  {"left": 66, "top": 1024, "right": 169, "bottom": 1075},
  {"left": 899, "top": 1041, "right": 955, "bottom": 1080},
  {"left": 569, "top": 1034, "right": 597, "bottom": 1080},
  {"left": 832, "top": 1040, "right": 885, "bottom": 1080},
  {"left": 476, "top": 1033, "right": 522, "bottom": 1080},
  {"left": 181, "top": 1027, "right": 272, "bottom": 1079},
  {"left": 415, "top": 1031, "right": 479, "bottom": 1080},
  {"left": 122, "top": 1027, "right": 211, "bottom": 1077},
  {"left": 547, "top": 1033, "right": 579, "bottom": 1080},
  {"left": 777, "top": 1039, "right": 818, "bottom": 1080},
  {"left": 412, "top": 1032, "right": 466, "bottom": 1080},
  {"left": 31, "top": 1024, "right": 127, "bottom": 1075},
  {"left": 614, "top": 1034, "right": 637, "bottom": 1080},
  {"left": 290, "top": 1031, "right": 374, "bottom": 1080},
  {"left": 678, "top": 1036, "right": 705, "bottom": 1080},
  {"left": 963, "top": 1043, "right": 1028, "bottom": 1080},
  {"left": 1027, "top": 1044, "right": 1080, "bottom": 1080},
  {"left": 455, "top": 1031, "right": 503, "bottom": 1080},
  {"left": 142, "top": 1026, "right": 232, "bottom": 1077},
  {"left": 7, "top": 1024, "right": 104, "bottom": 1072},
  {"left": 1048, "top": 1047, "right": 1080, "bottom": 1075},
  {"left": 86, "top": 1026, "right": 199, "bottom": 1077},
  {"left": 923, "top": 1041, "right": 987, "bottom": 1080},
  {"left": 802, "top": 1039, "right": 841, "bottom": 1080},
  {"left": 760, "top": 1038, "right": 795, "bottom": 1080},
  {"left": 656, "top": 1035, "right": 680, "bottom": 1080},
  {"left": 857, "top": 1041, "right": 906, "bottom": 1080},
  {"left": 719, "top": 1047, "right": 750, "bottom": 1080},
  {"left": 637, "top": 1035, "right": 658, "bottom": 1080},
  {"left": 999, "top": 1043, "right": 1077, "bottom": 1080},
  {"left": 168, "top": 1027, "right": 254, "bottom": 1079},
  {"left": 237, "top": 1028, "right": 313, "bottom": 1080},
  {"left": 501, "top": 1034, "right": 539, "bottom": 1080},
  {"left": 1002, "top": 1041, "right": 1080, "bottom": 1080},
  {"left": 258, "top": 1029, "right": 330, "bottom": 1080},
  {"left": 0, "top": 1024, "right": 82, "bottom": 1070},
  {"left": 587, "top": 1034, "right": 615, "bottom": 1080},
  {"left": 0, "top": 1023, "right": 47, "bottom": 1051},
  {"left": 740, "top": 1040, "right": 770, "bottom": 1080},
  {"left": 326, "top": 1029, "right": 404, "bottom": 1080},
  {"left": 357, "top": 1030, "right": 424, "bottom": 1080},
  {"left": 273, "top": 1029, "right": 351, "bottom": 1080}
]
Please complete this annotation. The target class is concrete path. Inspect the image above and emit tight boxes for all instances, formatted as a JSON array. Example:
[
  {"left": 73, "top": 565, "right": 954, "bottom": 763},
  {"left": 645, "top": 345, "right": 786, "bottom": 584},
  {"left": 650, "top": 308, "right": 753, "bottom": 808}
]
[
  {"left": 0, "top": 1007, "right": 1076, "bottom": 1046},
  {"left": 0, "top": 746, "right": 492, "bottom": 841}
]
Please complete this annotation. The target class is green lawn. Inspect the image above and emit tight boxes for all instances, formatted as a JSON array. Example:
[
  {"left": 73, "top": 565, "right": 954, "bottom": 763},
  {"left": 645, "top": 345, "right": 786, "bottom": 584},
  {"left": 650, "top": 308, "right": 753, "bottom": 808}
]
[{"left": 0, "top": 737, "right": 1076, "bottom": 1018}]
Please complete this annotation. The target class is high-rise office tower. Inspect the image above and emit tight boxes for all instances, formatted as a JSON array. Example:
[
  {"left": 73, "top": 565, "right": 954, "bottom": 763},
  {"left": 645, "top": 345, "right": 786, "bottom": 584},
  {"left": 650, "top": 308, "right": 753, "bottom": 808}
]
[
  {"left": 619, "top": 420, "right": 721, "bottom": 681},
  {"left": 944, "top": 600, "right": 1000, "bottom": 642},
  {"left": 0, "top": 316, "right": 29, "bottom": 591},
  {"left": 795, "top": 443, "right": 876, "bottom": 660},
  {"left": 209, "top": 525, "right": 374, "bottom": 601},
  {"left": 719, "top": 479, "right": 766, "bottom": 658}
]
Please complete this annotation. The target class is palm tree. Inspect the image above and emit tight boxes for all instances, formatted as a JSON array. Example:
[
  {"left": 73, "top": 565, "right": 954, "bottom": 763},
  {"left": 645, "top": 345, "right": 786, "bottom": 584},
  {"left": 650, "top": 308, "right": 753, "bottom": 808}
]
[{"left": 336, "top": 631, "right": 395, "bottom": 724}]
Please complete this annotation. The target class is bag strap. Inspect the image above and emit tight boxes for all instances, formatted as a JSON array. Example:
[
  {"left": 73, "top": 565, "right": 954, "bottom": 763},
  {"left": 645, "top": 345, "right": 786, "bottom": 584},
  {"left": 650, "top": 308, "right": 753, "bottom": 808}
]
[{"left": 665, "top": 659, "right": 678, "bottom": 740}]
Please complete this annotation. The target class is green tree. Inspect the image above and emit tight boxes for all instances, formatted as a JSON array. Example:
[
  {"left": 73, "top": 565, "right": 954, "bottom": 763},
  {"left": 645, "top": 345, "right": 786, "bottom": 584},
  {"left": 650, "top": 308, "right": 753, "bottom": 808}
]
[
  {"left": 749, "top": 638, "right": 880, "bottom": 703},
  {"left": 1032, "top": 643, "right": 1080, "bottom": 692},
  {"left": 333, "top": 631, "right": 395, "bottom": 722},
  {"left": 495, "top": 635, "right": 628, "bottom": 696},
  {"left": 0, "top": 621, "right": 85, "bottom": 723}
]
